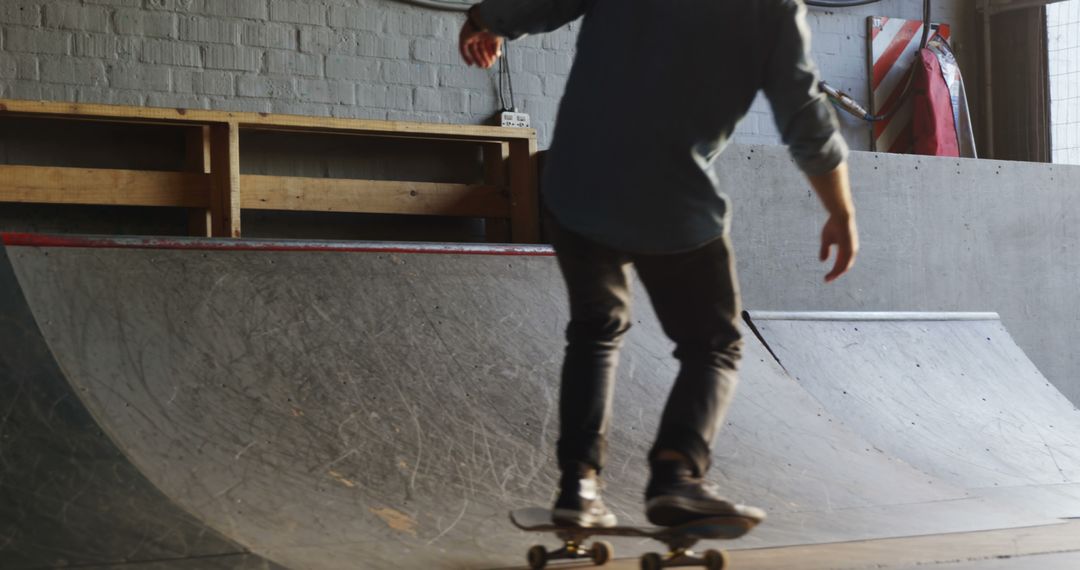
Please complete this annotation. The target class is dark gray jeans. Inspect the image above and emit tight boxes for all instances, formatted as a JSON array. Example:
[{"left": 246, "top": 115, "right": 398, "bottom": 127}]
[{"left": 549, "top": 219, "right": 743, "bottom": 478}]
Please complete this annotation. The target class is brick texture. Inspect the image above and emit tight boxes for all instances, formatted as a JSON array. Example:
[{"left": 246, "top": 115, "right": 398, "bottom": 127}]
[{"left": 0, "top": 0, "right": 973, "bottom": 149}]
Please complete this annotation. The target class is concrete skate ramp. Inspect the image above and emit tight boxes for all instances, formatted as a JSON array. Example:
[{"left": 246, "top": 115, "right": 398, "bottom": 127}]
[
  {"left": 746, "top": 312, "right": 1080, "bottom": 519},
  {"left": 0, "top": 234, "right": 1058, "bottom": 570},
  {"left": 0, "top": 244, "right": 281, "bottom": 569}
]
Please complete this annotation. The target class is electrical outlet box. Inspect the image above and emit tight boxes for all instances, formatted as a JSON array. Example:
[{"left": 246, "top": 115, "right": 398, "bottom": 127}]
[{"left": 499, "top": 111, "right": 531, "bottom": 128}]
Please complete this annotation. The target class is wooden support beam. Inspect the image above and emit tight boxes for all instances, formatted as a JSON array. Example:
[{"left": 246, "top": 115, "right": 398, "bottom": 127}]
[
  {"left": 508, "top": 138, "right": 540, "bottom": 243},
  {"left": 0, "top": 165, "right": 209, "bottom": 207},
  {"left": 185, "top": 126, "right": 212, "bottom": 237},
  {"left": 240, "top": 176, "right": 510, "bottom": 218},
  {"left": 0, "top": 99, "right": 536, "bottom": 141},
  {"left": 209, "top": 122, "right": 241, "bottom": 238},
  {"left": 482, "top": 142, "right": 512, "bottom": 243}
]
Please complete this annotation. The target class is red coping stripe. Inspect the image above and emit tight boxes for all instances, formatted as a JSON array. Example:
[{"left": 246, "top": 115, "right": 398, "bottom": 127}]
[{"left": 0, "top": 232, "right": 555, "bottom": 257}]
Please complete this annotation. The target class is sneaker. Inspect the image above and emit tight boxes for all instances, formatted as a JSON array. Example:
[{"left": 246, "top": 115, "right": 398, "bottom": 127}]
[
  {"left": 644, "top": 460, "right": 766, "bottom": 527},
  {"left": 552, "top": 466, "right": 618, "bottom": 528}
]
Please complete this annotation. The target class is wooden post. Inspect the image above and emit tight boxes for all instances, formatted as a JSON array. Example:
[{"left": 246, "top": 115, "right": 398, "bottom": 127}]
[
  {"left": 507, "top": 138, "right": 539, "bottom": 244},
  {"left": 185, "top": 126, "right": 212, "bottom": 237},
  {"left": 482, "top": 142, "right": 511, "bottom": 243},
  {"left": 209, "top": 122, "right": 241, "bottom": 238}
]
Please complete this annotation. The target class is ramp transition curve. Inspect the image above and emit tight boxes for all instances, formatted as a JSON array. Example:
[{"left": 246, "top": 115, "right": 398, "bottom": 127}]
[{"left": 1, "top": 234, "right": 1076, "bottom": 569}]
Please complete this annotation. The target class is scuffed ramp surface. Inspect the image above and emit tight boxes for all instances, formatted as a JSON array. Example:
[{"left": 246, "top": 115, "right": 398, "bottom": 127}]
[
  {"left": 2, "top": 238, "right": 1058, "bottom": 569},
  {"left": 746, "top": 312, "right": 1080, "bottom": 519},
  {"left": 0, "top": 246, "right": 281, "bottom": 570}
]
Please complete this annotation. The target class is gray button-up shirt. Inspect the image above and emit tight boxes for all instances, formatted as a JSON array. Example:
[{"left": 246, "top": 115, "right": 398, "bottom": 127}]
[{"left": 478, "top": 0, "right": 849, "bottom": 253}]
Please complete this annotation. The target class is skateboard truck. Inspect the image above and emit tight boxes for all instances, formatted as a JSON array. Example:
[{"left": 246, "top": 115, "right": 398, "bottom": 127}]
[
  {"left": 526, "top": 529, "right": 613, "bottom": 569},
  {"left": 639, "top": 536, "right": 728, "bottom": 569}
]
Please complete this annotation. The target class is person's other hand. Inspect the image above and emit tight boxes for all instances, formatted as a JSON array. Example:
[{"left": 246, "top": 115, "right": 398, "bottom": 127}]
[
  {"left": 820, "top": 214, "right": 858, "bottom": 283},
  {"left": 459, "top": 11, "right": 503, "bottom": 69}
]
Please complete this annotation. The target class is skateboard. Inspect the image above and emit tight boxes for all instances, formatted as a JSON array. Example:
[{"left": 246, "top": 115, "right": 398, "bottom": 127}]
[{"left": 509, "top": 507, "right": 755, "bottom": 570}]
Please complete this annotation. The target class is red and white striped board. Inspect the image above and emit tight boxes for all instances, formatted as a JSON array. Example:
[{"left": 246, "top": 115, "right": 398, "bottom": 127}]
[{"left": 869, "top": 17, "right": 952, "bottom": 153}]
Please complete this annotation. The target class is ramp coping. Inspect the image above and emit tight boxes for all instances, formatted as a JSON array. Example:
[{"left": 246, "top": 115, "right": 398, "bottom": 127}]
[
  {"left": 747, "top": 311, "right": 1001, "bottom": 322},
  {"left": 0, "top": 232, "right": 555, "bottom": 256}
]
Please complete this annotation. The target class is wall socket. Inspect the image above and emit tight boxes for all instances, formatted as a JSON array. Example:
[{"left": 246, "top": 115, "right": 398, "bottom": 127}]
[{"left": 499, "top": 111, "right": 531, "bottom": 128}]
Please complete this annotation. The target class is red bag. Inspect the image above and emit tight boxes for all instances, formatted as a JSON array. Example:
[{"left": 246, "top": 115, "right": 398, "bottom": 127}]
[{"left": 913, "top": 48, "right": 960, "bottom": 157}]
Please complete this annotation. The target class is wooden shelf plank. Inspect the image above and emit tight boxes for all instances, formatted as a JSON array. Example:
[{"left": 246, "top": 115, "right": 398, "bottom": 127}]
[
  {"left": 0, "top": 165, "right": 209, "bottom": 207},
  {"left": 0, "top": 99, "right": 535, "bottom": 141},
  {"left": 241, "top": 175, "right": 510, "bottom": 218},
  {"left": 0, "top": 99, "right": 540, "bottom": 243},
  {"left": 0, "top": 165, "right": 511, "bottom": 218}
]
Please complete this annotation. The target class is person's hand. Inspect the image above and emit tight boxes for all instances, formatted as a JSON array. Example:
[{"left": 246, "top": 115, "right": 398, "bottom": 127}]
[
  {"left": 820, "top": 213, "right": 858, "bottom": 283},
  {"left": 459, "top": 9, "right": 503, "bottom": 69}
]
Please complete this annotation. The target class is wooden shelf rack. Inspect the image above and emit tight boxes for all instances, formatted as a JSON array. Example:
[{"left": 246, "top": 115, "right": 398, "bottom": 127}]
[{"left": 0, "top": 99, "right": 540, "bottom": 243}]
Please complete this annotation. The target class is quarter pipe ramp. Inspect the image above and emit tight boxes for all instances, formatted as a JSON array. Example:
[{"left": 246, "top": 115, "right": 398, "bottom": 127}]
[{"left": 0, "top": 234, "right": 1073, "bottom": 569}]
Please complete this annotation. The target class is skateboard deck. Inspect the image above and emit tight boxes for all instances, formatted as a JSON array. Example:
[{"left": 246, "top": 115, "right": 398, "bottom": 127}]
[{"left": 510, "top": 507, "right": 756, "bottom": 569}]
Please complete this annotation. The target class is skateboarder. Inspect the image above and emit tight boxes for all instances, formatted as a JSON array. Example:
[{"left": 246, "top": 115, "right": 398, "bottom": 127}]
[{"left": 460, "top": 0, "right": 858, "bottom": 528}]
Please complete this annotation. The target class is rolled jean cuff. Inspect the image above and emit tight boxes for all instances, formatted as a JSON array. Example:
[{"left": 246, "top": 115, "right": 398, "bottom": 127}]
[{"left": 649, "top": 426, "right": 712, "bottom": 478}]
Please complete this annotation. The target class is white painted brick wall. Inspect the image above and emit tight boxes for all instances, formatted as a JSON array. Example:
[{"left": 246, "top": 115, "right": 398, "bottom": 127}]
[
  {"left": 178, "top": 17, "right": 241, "bottom": 45},
  {"left": 108, "top": 61, "right": 170, "bottom": 90},
  {"left": 44, "top": 3, "right": 112, "bottom": 33},
  {"left": 202, "top": 44, "right": 262, "bottom": 72},
  {"left": 113, "top": 10, "right": 175, "bottom": 38},
  {"left": 0, "top": 5, "right": 43, "bottom": 26},
  {"left": 0, "top": 0, "right": 973, "bottom": 149}
]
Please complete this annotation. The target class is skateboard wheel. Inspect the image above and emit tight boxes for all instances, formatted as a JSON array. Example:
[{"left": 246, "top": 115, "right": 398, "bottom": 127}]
[
  {"left": 527, "top": 545, "right": 548, "bottom": 570},
  {"left": 704, "top": 549, "right": 728, "bottom": 570},
  {"left": 640, "top": 552, "right": 663, "bottom": 570},
  {"left": 590, "top": 540, "right": 614, "bottom": 565}
]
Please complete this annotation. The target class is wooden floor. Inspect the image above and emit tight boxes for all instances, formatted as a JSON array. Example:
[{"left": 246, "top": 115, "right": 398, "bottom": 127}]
[{"left": 594, "top": 521, "right": 1080, "bottom": 570}]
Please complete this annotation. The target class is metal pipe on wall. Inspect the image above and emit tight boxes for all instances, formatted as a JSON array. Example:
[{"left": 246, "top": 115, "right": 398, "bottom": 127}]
[{"left": 982, "top": 8, "right": 995, "bottom": 158}]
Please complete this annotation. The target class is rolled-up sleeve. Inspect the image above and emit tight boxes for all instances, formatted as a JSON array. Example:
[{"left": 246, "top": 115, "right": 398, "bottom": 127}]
[
  {"left": 763, "top": 0, "right": 848, "bottom": 176},
  {"left": 475, "top": 0, "right": 589, "bottom": 40}
]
